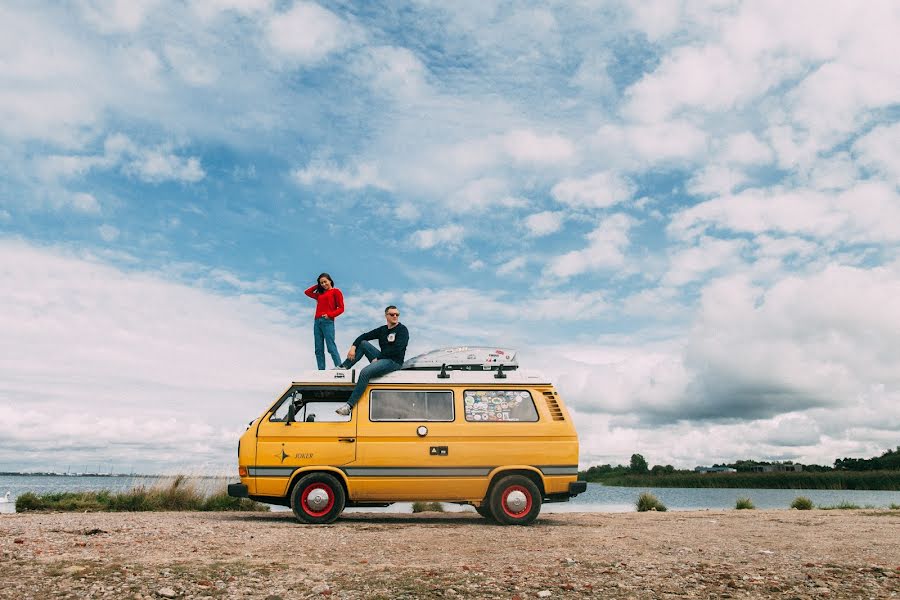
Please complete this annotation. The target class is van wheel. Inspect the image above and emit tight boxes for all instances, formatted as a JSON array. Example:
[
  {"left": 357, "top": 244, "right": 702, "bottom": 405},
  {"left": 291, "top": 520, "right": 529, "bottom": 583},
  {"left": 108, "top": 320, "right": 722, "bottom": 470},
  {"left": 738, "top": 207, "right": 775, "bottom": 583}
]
[
  {"left": 488, "top": 475, "right": 541, "bottom": 526},
  {"left": 291, "top": 473, "right": 345, "bottom": 524},
  {"left": 475, "top": 505, "right": 495, "bottom": 521}
]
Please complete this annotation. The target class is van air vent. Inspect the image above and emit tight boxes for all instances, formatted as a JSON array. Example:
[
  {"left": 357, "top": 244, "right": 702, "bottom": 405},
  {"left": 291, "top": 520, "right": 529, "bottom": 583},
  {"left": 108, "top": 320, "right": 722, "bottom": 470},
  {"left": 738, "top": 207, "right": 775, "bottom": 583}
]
[{"left": 542, "top": 391, "right": 565, "bottom": 421}]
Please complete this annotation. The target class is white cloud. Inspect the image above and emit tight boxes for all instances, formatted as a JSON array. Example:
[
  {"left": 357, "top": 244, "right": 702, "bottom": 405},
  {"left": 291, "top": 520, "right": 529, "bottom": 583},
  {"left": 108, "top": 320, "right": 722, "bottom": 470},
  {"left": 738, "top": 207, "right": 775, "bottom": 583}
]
[
  {"left": 625, "top": 44, "right": 772, "bottom": 123},
  {"left": 503, "top": 130, "right": 575, "bottom": 164},
  {"left": 544, "top": 213, "right": 635, "bottom": 279},
  {"left": 0, "top": 7, "right": 103, "bottom": 147},
  {"left": 192, "top": 0, "right": 271, "bottom": 20},
  {"left": 543, "top": 260, "right": 900, "bottom": 440},
  {"left": 853, "top": 122, "right": 900, "bottom": 185},
  {"left": 447, "top": 177, "right": 526, "bottom": 213},
  {"left": 593, "top": 121, "right": 708, "bottom": 165},
  {"left": 0, "top": 239, "right": 307, "bottom": 472},
  {"left": 393, "top": 202, "right": 420, "bottom": 221},
  {"left": 40, "top": 134, "right": 205, "bottom": 184},
  {"left": 523, "top": 211, "right": 564, "bottom": 237},
  {"left": 292, "top": 159, "right": 390, "bottom": 191},
  {"left": 124, "top": 150, "right": 205, "bottom": 183},
  {"left": 70, "top": 192, "right": 101, "bottom": 213},
  {"left": 721, "top": 132, "right": 773, "bottom": 165},
  {"left": 163, "top": 44, "right": 220, "bottom": 87},
  {"left": 354, "top": 45, "right": 429, "bottom": 101},
  {"left": 669, "top": 181, "right": 900, "bottom": 245},
  {"left": 496, "top": 256, "right": 527, "bottom": 276},
  {"left": 551, "top": 172, "right": 634, "bottom": 209},
  {"left": 410, "top": 224, "right": 465, "bottom": 250},
  {"left": 78, "top": 0, "right": 160, "bottom": 33},
  {"left": 571, "top": 52, "right": 614, "bottom": 94},
  {"left": 98, "top": 224, "right": 120, "bottom": 242},
  {"left": 266, "top": 2, "right": 352, "bottom": 64},
  {"left": 802, "top": 152, "right": 858, "bottom": 192},
  {"left": 663, "top": 236, "right": 748, "bottom": 287},
  {"left": 687, "top": 165, "right": 748, "bottom": 196}
]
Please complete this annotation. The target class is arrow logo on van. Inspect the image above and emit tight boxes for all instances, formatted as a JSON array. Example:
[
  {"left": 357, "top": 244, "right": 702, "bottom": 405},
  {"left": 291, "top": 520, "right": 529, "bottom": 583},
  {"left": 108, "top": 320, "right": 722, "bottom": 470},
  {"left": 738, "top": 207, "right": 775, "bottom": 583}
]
[{"left": 280, "top": 444, "right": 288, "bottom": 463}]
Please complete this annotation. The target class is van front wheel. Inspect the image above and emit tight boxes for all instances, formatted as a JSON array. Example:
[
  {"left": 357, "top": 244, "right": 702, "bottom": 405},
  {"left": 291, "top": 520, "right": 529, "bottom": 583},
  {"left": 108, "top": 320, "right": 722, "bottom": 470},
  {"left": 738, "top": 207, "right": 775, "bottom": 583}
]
[
  {"left": 488, "top": 475, "right": 541, "bottom": 525},
  {"left": 291, "top": 473, "right": 345, "bottom": 524}
]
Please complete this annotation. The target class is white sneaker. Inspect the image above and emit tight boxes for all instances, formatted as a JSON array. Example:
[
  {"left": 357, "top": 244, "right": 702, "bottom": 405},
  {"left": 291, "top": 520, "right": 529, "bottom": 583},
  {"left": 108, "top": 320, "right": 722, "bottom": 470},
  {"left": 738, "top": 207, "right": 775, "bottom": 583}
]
[{"left": 335, "top": 404, "right": 351, "bottom": 416}]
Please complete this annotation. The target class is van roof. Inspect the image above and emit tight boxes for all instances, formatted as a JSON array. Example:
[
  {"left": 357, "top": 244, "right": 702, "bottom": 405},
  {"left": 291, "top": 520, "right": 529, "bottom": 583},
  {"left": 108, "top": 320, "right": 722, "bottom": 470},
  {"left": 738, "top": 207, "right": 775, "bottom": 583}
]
[{"left": 291, "top": 368, "right": 551, "bottom": 386}]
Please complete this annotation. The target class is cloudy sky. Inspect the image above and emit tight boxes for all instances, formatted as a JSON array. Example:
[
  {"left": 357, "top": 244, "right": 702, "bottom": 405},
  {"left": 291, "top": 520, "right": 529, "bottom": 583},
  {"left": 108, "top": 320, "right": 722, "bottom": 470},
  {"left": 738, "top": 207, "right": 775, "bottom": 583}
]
[{"left": 2, "top": 0, "right": 899, "bottom": 474}]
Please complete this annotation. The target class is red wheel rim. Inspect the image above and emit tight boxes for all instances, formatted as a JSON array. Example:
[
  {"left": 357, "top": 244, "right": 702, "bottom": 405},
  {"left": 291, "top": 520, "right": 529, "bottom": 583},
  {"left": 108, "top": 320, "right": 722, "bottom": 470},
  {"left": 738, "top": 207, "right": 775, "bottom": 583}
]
[
  {"left": 501, "top": 484, "right": 532, "bottom": 518},
  {"left": 301, "top": 483, "right": 335, "bottom": 517}
]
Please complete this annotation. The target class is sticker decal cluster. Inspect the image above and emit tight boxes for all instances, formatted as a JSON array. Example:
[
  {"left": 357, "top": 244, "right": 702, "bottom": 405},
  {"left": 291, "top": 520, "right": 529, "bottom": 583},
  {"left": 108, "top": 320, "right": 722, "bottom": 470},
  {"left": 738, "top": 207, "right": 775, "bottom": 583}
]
[{"left": 464, "top": 390, "right": 534, "bottom": 422}]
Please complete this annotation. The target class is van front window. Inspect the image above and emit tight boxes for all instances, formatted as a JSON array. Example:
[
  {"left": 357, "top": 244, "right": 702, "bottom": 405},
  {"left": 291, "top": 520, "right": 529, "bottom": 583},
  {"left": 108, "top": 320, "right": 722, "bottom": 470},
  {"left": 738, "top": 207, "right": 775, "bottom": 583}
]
[{"left": 369, "top": 390, "right": 454, "bottom": 421}]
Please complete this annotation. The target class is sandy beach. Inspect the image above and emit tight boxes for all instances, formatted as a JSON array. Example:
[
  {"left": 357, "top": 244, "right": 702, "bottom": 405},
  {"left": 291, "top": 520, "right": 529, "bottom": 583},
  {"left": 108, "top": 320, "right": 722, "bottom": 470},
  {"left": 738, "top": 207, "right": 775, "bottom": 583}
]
[{"left": 1, "top": 509, "right": 898, "bottom": 599}]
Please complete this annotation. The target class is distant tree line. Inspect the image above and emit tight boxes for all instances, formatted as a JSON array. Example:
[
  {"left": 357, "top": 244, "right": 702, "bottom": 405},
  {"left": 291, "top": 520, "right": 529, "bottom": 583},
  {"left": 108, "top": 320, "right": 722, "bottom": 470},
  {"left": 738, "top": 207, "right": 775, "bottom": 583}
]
[{"left": 581, "top": 446, "right": 900, "bottom": 480}]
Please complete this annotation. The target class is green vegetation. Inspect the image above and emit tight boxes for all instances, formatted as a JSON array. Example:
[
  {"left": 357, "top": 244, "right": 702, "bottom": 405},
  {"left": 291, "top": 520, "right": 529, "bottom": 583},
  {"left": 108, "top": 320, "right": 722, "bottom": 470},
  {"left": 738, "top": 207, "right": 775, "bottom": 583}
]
[
  {"left": 834, "top": 447, "right": 900, "bottom": 471},
  {"left": 791, "top": 496, "right": 813, "bottom": 510},
  {"left": 411, "top": 501, "right": 444, "bottom": 513},
  {"left": 818, "top": 501, "right": 862, "bottom": 510},
  {"left": 735, "top": 497, "right": 755, "bottom": 510},
  {"left": 629, "top": 453, "right": 649, "bottom": 474},
  {"left": 579, "top": 446, "right": 900, "bottom": 490},
  {"left": 584, "top": 470, "right": 900, "bottom": 490},
  {"left": 14, "top": 475, "right": 268, "bottom": 513},
  {"left": 635, "top": 492, "right": 667, "bottom": 512},
  {"left": 891, "top": 503, "right": 900, "bottom": 510}
]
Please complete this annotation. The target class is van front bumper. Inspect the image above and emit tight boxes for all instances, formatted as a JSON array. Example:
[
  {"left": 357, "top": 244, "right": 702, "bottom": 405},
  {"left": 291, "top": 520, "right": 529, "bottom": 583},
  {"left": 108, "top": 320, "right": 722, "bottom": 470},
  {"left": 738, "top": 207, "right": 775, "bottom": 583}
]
[{"left": 227, "top": 483, "right": 249, "bottom": 498}]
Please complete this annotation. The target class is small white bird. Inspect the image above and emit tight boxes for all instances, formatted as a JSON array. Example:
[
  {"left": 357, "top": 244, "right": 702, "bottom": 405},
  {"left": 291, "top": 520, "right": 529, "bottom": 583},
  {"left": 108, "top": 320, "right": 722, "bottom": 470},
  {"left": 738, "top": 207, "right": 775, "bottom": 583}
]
[{"left": 0, "top": 492, "right": 10, "bottom": 503}]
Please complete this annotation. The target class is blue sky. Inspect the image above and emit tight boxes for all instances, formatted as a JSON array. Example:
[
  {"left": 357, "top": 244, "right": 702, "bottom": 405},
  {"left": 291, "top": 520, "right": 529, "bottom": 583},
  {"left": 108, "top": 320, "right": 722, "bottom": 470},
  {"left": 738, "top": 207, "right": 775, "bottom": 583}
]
[{"left": 1, "top": 0, "right": 899, "bottom": 473}]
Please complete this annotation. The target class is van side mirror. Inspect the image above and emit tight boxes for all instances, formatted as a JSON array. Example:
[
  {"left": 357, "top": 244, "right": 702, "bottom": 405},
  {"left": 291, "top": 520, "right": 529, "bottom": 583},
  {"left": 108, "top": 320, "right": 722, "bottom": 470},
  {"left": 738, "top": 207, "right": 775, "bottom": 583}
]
[{"left": 286, "top": 402, "right": 296, "bottom": 425}]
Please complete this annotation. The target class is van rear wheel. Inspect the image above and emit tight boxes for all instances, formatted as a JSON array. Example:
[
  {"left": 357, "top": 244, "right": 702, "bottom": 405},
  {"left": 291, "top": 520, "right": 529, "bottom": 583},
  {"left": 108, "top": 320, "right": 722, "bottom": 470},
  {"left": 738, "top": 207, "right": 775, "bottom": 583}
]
[
  {"left": 475, "top": 505, "right": 495, "bottom": 521},
  {"left": 488, "top": 475, "right": 541, "bottom": 525},
  {"left": 291, "top": 473, "right": 345, "bottom": 524}
]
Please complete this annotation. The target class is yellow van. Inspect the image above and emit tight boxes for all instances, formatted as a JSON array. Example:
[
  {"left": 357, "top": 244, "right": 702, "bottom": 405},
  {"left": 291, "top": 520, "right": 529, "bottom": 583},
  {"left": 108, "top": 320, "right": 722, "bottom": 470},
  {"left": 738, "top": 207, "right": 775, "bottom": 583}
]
[{"left": 228, "top": 347, "right": 585, "bottom": 525}]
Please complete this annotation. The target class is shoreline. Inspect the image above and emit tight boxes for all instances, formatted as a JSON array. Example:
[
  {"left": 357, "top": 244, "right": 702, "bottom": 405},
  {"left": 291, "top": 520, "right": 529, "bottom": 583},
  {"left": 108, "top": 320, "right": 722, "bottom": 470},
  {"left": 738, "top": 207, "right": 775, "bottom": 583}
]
[{"left": 3, "top": 509, "right": 898, "bottom": 598}]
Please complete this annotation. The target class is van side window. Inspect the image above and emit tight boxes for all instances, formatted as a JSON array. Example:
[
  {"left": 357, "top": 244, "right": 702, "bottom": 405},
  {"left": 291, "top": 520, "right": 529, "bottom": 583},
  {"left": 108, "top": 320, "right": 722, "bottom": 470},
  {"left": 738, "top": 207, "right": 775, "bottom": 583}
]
[
  {"left": 370, "top": 390, "right": 454, "bottom": 421},
  {"left": 463, "top": 390, "right": 538, "bottom": 422}
]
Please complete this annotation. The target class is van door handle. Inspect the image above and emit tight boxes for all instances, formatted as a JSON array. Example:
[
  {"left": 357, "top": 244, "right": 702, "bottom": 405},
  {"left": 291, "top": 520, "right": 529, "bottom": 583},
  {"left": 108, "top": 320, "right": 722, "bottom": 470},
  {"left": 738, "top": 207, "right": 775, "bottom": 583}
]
[{"left": 338, "top": 437, "right": 356, "bottom": 443}]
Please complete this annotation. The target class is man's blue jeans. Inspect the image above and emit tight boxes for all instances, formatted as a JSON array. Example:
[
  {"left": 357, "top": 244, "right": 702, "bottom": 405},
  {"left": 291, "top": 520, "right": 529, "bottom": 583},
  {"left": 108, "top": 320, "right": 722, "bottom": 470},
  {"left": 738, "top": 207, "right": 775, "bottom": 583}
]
[
  {"left": 313, "top": 317, "right": 342, "bottom": 370},
  {"left": 341, "top": 341, "right": 401, "bottom": 408}
]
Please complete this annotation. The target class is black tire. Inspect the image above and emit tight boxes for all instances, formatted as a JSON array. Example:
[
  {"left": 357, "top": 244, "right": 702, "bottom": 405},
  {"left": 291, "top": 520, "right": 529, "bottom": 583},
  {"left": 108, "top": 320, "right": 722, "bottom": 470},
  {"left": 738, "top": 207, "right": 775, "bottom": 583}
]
[
  {"left": 488, "top": 474, "right": 542, "bottom": 526},
  {"left": 475, "top": 504, "right": 495, "bottom": 521},
  {"left": 290, "top": 472, "right": 345, "bottom": 524}
]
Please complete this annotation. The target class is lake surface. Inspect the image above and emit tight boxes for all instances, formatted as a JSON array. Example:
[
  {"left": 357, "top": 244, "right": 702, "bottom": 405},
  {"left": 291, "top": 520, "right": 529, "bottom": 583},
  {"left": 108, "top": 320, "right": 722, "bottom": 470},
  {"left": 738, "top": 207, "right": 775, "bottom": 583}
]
[{"left": 1, "top": 475, "right": 899, "bottom": 514}]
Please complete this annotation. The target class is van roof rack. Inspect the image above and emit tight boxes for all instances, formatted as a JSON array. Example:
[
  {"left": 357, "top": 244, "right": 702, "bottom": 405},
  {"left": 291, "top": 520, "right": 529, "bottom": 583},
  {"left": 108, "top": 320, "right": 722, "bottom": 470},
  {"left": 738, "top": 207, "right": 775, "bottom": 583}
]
[{"left": 402, "top": 346, "right": 518, "bottom": 372}]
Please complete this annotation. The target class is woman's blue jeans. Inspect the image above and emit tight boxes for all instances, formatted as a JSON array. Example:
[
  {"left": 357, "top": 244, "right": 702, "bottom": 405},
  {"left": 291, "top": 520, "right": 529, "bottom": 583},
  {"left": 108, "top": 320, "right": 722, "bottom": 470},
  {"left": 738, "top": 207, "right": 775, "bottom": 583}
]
[
  {"left": 341, "top": 341, "right": 401, "bottom": 407},
  {"left": 313, "top": 317, "right": 342, "bottom": 370}
]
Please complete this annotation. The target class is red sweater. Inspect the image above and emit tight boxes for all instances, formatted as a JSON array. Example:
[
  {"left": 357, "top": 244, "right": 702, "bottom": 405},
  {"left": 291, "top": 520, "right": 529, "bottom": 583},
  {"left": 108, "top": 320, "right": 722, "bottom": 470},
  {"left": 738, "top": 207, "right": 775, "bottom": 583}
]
[{"left": 304, "top": 285, "right": 345, "bottom": 320}]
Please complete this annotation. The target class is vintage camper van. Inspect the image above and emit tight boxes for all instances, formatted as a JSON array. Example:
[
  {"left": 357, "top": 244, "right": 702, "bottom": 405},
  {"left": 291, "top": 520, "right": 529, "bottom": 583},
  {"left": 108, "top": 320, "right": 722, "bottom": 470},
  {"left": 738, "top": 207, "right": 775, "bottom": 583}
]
[{"left": 228, "top": 347, "right": 585, "bottom": 525}]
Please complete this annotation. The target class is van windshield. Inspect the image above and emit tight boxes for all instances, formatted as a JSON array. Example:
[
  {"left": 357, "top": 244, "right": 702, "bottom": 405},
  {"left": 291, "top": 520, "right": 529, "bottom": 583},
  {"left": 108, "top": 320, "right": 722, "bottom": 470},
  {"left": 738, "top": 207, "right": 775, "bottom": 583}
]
[{"left": 269, "top": 387, "right": 353, "bottom": 423}]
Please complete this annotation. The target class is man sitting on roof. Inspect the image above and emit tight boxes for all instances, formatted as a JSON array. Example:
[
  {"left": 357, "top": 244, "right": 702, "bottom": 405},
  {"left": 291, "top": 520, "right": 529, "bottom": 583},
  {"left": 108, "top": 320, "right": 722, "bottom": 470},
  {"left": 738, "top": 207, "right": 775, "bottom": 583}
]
[{"left": 334, "top": 305, "right": 410, "bottom": 416}]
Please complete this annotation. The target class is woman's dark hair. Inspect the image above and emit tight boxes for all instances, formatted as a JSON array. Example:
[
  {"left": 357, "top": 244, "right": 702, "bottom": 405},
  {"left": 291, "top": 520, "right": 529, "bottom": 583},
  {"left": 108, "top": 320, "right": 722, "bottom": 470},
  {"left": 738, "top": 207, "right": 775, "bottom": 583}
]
[{"left": 316, "top": 272, "right": 334, "bottom": 294}]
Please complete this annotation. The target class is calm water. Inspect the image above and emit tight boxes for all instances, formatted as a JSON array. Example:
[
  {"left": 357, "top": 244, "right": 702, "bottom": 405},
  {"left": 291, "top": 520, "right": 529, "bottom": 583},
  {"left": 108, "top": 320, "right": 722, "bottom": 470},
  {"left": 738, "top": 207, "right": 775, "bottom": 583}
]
[{"left": 1, "top": 475, "right": 898, "bottom": 514}]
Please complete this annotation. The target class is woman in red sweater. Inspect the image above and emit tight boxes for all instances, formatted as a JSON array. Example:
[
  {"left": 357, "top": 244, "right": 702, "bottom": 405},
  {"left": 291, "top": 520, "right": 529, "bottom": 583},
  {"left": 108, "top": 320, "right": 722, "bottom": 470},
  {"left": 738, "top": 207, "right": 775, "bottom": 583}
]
[{"left": 304, "top": 273, "right": 345, "bottom": 370}]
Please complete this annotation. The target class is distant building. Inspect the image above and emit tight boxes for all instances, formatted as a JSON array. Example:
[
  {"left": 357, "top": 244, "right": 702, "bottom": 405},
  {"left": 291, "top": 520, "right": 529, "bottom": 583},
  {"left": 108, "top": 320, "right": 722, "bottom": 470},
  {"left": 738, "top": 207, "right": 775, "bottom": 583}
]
[
  {"left": 750, "top": 464, "right": 803, "bottom": 472},
  {"left": 694, "top": 466, "right": 737, "bottom": 473}
]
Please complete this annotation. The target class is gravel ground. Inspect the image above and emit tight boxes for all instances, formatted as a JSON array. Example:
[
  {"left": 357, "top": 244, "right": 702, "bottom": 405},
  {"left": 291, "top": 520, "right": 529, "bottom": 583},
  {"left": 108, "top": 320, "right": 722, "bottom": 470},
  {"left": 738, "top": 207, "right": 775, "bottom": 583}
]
[{"left": 1, "top": 509, "right": 898, "bottom": 599}]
